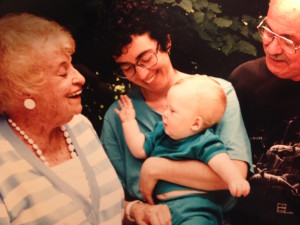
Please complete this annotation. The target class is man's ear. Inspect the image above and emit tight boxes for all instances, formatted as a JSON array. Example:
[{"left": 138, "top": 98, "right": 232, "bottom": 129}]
[{"left": 191, "top": 116, "right": 204, "bottom": 132}]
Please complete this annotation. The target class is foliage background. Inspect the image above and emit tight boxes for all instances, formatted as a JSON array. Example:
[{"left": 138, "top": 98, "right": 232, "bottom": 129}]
[{"left": 0, "top": 0, "right": 269, "bottom": 135}]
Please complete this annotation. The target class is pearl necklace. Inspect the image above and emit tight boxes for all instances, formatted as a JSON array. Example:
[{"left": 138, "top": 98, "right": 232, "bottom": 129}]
[{"left": 8, "top": 118, "right": 77, "bottom": 166}]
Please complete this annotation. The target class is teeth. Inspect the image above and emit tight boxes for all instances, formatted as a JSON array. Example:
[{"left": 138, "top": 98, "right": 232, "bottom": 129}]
[
  {"left": 145, "top": 74, "right": 156, "bottom": 84},
  {"left": 68, "top": 90, "right": 82, "bottom": 97}
]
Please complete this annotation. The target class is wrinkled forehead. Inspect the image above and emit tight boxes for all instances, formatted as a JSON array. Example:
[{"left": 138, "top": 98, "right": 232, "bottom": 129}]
[
  {"left": 268, "top": 0, "right": 300, "bottom": 33},
  {"left": 33, "top": 35, "right": 74, "bottom": 61},
  {"left": 269, "top": 0, "right": 300, "bottom": 20}
]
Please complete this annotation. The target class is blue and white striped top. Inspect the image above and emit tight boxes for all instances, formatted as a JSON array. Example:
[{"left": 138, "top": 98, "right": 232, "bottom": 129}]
[{"left": 0, "top": 114, "right": 124, "bottom": 225}]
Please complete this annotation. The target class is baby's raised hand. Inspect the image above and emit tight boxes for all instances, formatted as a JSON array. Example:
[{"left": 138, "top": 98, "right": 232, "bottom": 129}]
[
  {"left": 228, "top": 179, "right": 250, "bottom": 197},
  {"left": 114, "top": 95, "right": 136, "bottom": 123}
]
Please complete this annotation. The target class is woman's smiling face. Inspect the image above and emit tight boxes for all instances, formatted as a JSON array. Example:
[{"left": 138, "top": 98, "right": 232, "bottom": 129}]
[
  {"left": 114, "top": 33, "right": 175, "bottom": 95},
  {"left": 32, "top": 44, "right": 86, "bottom": 123}
]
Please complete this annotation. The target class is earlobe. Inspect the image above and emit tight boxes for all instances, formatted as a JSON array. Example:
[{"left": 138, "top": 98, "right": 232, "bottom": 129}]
[{"left": 191, "top": 116, "right": 204, "bottom": 132}]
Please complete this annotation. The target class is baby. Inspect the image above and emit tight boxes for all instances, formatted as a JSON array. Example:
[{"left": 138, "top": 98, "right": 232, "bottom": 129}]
[{"left": 115, "top": 75, "right": 250, "bottom": 225}]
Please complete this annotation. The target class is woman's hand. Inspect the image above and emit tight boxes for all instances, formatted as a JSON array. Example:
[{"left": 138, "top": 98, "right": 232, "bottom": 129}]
[
  {"left": 130, "top": 201, "right": 171, "bottom": 225},
  {"left": 139, "top": 157, "right": 160, "bottom": 204}
]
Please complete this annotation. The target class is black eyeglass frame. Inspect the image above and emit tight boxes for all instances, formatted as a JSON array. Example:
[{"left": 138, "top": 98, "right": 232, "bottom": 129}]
[{"left": 114, "top": 43, "right": 160, "bottom": 79}]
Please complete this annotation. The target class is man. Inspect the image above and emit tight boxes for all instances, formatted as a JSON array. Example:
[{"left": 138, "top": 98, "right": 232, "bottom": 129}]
[{"left": 228, "top": 0, "right": 300, "bottom": 225}]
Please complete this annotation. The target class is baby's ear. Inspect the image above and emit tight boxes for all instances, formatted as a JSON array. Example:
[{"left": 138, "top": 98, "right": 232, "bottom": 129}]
[{"left": 191, "top": 116, "right": 204, "bottom": 132}]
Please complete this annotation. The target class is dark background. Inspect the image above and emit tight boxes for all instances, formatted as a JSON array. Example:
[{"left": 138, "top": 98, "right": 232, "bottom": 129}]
[{"left": 0, "top": 0, "right": 269, "bottom": 134}]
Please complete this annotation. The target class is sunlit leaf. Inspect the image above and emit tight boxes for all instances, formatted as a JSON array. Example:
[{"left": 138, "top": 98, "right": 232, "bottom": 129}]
[
  {"left": 177, "top": 0, "right": 193, "bottom": 12},
  {"left": 214, "top": 17, "right": 232, "bottom": 28},
  {"left": 155, "top": 0, "right": 175, "bottom": 4},
  {"left": 192, "top": 0, "right": 208, "bottom": 10},
  {"left": 207, "top": 2, "right": 222, "bottom": 13}
]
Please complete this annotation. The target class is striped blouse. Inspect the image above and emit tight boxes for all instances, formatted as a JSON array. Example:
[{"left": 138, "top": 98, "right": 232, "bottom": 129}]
[{"left": 0, "top": 114, "right": 124, "bottom": 225}]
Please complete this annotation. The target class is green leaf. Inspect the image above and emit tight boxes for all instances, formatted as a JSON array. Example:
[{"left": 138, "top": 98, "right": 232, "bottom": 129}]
[
  {"left": 155, "top": 0, "right": 175, "bottom": 4},
  {"left": 205, "top": 11, "right": 215, "bottom": 20},
  {"left": 208, "top": 41, "right": 221, "bottom": 51},
  {"left": 192, "top": 0, "right": 208, "bottom": 10},
  {"left": 252, "top": 31, "right": 262, "bottom": 42},
  {"left": 240, "top": 26, "right": 249, "bottom": 37},
  {"left": 177, "top": 0, "right": 193, "bottom": 13},
  {"left": 241, "top": 15, "right": 258, "bottom": 25},
  {"left": 207, "top": 2, "right": 222, "bottom": 13},
  {"left": 221, "top": 34, "right": 236, "bottom": 55},
  {"left": 237, "top": 40, "right": 257, "bottom": 56},
  {"left": 214, "top": 17, "right": 232, "bottom": 28},
  {"left": 230, "top": 18, "right": 242, "bottom": 32},
  {"left": 197, "top": 30, "right": 214, "bottom": 41},
  {"left": 194, "top": 11, "right": 205, "bottom": 23}
]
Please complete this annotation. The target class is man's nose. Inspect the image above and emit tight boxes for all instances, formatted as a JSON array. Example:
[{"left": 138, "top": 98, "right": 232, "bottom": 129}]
[{"left": 265, "top": 37, "right": 284, "bottom": 55}]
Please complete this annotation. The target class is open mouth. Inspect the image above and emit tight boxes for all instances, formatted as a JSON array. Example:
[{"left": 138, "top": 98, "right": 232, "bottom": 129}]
[
  {"left": 68, "top": 90, "right": 82, "bottom": 98},
  {"left": 145, "top": 72, "right": 157, "bottom": 84}
]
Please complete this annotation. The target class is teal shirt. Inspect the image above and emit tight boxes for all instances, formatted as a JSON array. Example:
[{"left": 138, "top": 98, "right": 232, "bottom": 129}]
[
  {"left": 144, "top": 122, "right": 225, "bottom": 163},
  {"left": 101, "top": 76, "right": 253, "bottom": 210},
  {"left": 144, "top": 121, "right": 226, "bottom": 195}
]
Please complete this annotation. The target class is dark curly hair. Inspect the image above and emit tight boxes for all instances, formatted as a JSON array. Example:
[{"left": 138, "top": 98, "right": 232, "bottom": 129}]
[{"left": 101, "top": 0, "right": 171, "bottom": 58}]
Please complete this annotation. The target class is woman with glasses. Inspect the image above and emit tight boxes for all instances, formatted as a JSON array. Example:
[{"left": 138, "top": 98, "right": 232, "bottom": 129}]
[
  {"left": 229, "top": 0, "right": 300, "bottom": 225},
  {"left": 100, "top": 0, "right": 252, "bottom": 224}
]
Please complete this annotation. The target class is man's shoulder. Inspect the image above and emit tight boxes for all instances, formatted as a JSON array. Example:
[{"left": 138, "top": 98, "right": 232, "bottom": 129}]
[
  {"left": 229, "top": 57, "right": 267, "bottom": 80},
  {"left": 228, "top": 57, "right": 270, "bottom": 91}
]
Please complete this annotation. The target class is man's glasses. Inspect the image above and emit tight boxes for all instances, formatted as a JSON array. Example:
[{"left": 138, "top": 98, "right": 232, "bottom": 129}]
[
  {"left": 257, "top": 17, "right": 300, "bottom": 54},
  {"left": 114, "top": 43, "right": 159, "bottom": 79}
]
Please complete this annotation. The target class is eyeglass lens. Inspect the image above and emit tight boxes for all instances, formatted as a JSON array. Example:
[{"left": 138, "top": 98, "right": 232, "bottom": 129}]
[
  {"left": 118, "top": 51, "right": 158, "bottom": 78},
  {"left": 258, "top": 21, "right": 296, "bottom": 54}
]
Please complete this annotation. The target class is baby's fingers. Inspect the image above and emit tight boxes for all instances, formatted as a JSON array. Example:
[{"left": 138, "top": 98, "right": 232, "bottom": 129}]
[
  {"left": 229, "top": 180, "right": 250, "bottom": 197},
  {"left": 117, "top": 98, "right": 125, "bottom": 109},
  {"left": 241, "top": 181, "right": 251, "bottom": 197},
  {"left": 120, "top": 95, "right": 133, "bottom": 107},
  {"left": 114, "top": 108, "right": 121, "bottom": 115}
]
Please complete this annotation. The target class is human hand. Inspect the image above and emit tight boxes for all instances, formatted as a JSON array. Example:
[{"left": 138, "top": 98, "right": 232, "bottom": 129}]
[
  {"left": 114, "top": 95, "right": 136, "bottom": 123},
  {"left": 228, "top": 179, "right": 250, "bottom": 197},
  {"left": 139, "top": 157, "right": 160, "bottom": 204},
  {"left": 131, "top": 201, "right": 171, "bottom": 225}
]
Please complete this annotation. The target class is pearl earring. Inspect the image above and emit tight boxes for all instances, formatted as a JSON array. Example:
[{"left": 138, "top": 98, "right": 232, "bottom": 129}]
[{"left": 24, "top": 99, "right": 36, "bottom": 110}]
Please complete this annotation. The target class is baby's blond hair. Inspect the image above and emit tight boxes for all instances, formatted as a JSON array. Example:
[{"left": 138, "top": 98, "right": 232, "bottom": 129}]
[{"left": 173, "top": 76, "right": 227, "bottom": 129}]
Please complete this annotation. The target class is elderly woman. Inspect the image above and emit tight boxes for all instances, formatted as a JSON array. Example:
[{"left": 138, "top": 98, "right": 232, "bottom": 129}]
[
  {"left": 100, "top": 0, "right": 253, "bottom": 224},
  {"left": 0, "top": 13, "right": 123, "bottom": 224}
]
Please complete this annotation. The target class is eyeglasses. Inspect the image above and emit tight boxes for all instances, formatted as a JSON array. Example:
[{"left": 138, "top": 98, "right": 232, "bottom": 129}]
[
  {"left": 114, "top": 43, "right": 159, "bottom": 79},
  {"left": 257, "top": 17, "right": 300, "bottom": 54}
]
